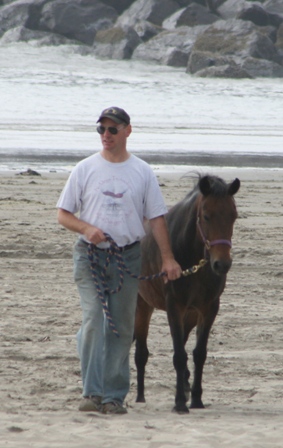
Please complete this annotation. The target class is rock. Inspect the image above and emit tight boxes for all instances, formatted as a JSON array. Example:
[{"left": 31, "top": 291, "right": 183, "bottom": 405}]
[
  {"left": 163, "top": 7, "right": 186, "bottom": 29},
  {"left": 116, "top": 0, "right": 181, "bottom": 28},
  {"left": 1, "top": 0, "right": 282, "bottom": 79},
  {"left": 256, "top": 25, "right": 277, "bottom": 43},
  {"left": 241, "top": 55, "right": 283, "bottom": 77},
  {"left": 101, "top": 0, "right": 136, "bottom": 15},
  {"left": 187, "top": 49, "right": 232, "bottom": 73},
  {"left": 175, "top": 0, "right": 225, "bottom": 9},
  {"left": 133, "top": 20, "right": 162, "bottom": 41},
  {"left": 175, "top": 0, "right": 196, "bottom": 6},
  {"left": 166, "top": 48, "right": 190, "bottom": 66},
  {"left": 276, "top": 23, "right": 283, "bottom": 51},
  {"left": 132, "top": 25, "right": 208, "bottom": 66},
  {"left": 17, "top": 169, "right": 41, "bottom": 176},
  {"left": 196, "top": 63, "right": 253, "bottom": 78},
  {"left": 93, "top": 26, "right": 142, "bottom": 59},
  {"left": 264, "top": 0, "right": 283, "bottom": 15},
  {"left": 237, "top": 4, "right": 283, "bottom": 28},
  {"left": 0, "top": 0, "right": 48, "bottom": 37},
  {"left": 218, "top": 0, "right": 255, "bottom": 20},
  {"left": 163, "top": 3, "right": 219, "bottom": 28},
  {"left": 192, "top": 19, "right": 283, "bottom": 65},
  {"left": 0, "top": 25, "right": 79, "bottom": 45},
  {"left": 39, "top": 0, "right": 118, "bottom": 45}
]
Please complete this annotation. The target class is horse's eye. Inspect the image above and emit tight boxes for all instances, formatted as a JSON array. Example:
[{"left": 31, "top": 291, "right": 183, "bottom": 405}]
[{"left": 203, "top": 214, "right": 209, "bottom": 222}]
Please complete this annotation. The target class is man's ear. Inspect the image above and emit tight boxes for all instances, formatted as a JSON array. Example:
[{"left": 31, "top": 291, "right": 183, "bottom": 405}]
[{"left": 126, "top": 124, "right": 132, "bottom": 137}]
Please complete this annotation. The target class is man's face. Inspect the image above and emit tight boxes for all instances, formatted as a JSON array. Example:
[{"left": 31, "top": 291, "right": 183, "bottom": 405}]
[{"left": 98, "top": 118, "right": 131, "bottom": 153}]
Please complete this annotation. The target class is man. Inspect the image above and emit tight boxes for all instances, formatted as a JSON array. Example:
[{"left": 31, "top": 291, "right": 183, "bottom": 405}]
[{"left": 57, "top": 106, "right": 181, "bottom": 415}]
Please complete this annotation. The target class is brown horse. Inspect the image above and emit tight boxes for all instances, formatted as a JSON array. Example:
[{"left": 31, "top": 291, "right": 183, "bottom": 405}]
[{"left": 134, "top": 174, "right": 240, "bottom": 413}]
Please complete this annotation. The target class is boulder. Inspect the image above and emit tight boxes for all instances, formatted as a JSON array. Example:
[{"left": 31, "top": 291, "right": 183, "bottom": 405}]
[
  {"left": 218, "top": 0, "right": 257, "bottom": 20},
  {"left": 93, "top": 26, "right": 142, "bottom": 59},
  {"left": 175, "top": 0, "right": 225, "bottom": 10},
  {"left": 133, "top": 20, "right": 162, "bottom": 41},
  {"left": 276, "top": 23, "right": 283, "bottom": 51},
  {"left": 196, "top": 63, "right": 253, "bottom": 78},
  {"left": 175, "top": 0, "right": 195, "bottom": 5},
  {"left": 166, "top": 48, "right": 190, "bottom": 66},
  {"left": 116, "top": 0, "right": 181, "bottom": 28},
  {"left": 256, "top": 25, "right": 277, "bottom": 43},
  {"left": 241, "top": 55, "right": 283, "bottom": 76},
  {"left": 187, "top": 47, "right": 283, "bottom": 77},
  {"left": 237, "top": 4, "right": 283, "bottom": 28},
  {"left": 0, "top": 0, "right": 48, "bottom": 36},
  {"left": 0, "top": 24, "right": 79, "bottom": 45},
  {"left": 264, "top": 0, "right": 283, "bottom": 15},
  {"left": 192, "top": 19, "right": 283, "bottom": 65},
  {"left": 1, "top": 0, "right": 20, "bottom": 4},
  {"left": 163, "top": 3, "right": 219, "bottom": 28},
  {"left": 187, "top": 49, "right": 233, "bottom": 73},
  {"left": 163, "top": 7, "right": 186, "bottom": 29},
  {"left": 100, "top": 0, "right": 136, "bottom": 15},
  {"left": 39, "top": 0, "right": 118, "bottom": 45},
  {"left": 132, "top": 25, "right": 208, "bottom": 66}
]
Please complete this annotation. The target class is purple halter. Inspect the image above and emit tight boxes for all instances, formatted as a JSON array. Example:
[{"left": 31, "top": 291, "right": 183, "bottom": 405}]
[{"left": 197, "top": 216, "right": 232, "bottom": 251}]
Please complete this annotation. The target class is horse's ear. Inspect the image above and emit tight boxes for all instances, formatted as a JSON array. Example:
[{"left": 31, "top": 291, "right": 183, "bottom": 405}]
[
  {"left": 228, "top": 178, "right": 240, "bottom": 196},
  {"left": 199, "top": 176, "right": 211, "bottom": 196}
]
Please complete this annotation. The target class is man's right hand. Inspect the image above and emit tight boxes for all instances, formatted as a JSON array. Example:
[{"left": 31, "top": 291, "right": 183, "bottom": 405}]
[
  {"left": 57, "top": 209, "right": 106, "bottom": 245},
  {"left": 84, "top": 225, "right": 107, "bottom": 245}
]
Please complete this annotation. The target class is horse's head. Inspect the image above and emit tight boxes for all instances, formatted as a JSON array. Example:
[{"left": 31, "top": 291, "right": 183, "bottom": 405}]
[{"left": 197, "top": 175, "right": 240, "bottom": 276}]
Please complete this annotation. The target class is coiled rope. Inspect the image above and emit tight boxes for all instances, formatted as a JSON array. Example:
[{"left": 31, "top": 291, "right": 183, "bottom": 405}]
[{"left": 87, "top": 233, "right": 206, "bottom": 337}]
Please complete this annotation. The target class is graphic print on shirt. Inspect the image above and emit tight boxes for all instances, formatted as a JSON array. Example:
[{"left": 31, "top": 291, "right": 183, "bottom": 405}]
[
  {"left": 98, "top": 176, "right": 134, "bottom": 225},
  {"left": 103, "top": 190, "right": 127, "bottom": 199}
]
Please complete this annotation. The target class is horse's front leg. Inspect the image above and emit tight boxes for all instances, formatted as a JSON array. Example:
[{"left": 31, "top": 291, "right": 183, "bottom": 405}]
[
  {"left": 190, "top": 300, "right": 219, "bottom": 409},
  {"left": 167, "top": 299, "right": 189, "bottom": 413}
]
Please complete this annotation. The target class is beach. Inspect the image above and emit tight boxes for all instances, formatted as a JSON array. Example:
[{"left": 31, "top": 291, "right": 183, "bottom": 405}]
[{"left": 1, "top": 165, "right": 283, "bottom": 448}]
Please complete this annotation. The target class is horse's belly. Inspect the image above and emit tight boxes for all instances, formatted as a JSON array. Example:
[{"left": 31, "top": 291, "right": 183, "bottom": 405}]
[{"left": 138, "top": 279, "right": 166, "bottom": 311}]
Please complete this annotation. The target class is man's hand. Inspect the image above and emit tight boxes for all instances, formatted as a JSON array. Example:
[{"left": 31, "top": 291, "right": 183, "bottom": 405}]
[
  {"left": 57, "top": 209, "right": 106, "bottom": 245},
  {"left": 84, "top": 225, "right": 107, "bottom": 245},
  {"left": 161, "top": 257, "right": 182, "bottom": 283},
  {"left": 149, "top": 215, "right": 182, "bottom": 284}
]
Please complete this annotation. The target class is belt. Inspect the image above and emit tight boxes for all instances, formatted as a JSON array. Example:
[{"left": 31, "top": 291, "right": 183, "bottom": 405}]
[
  {"left": 118, "top": 241, "right": 140, "bottom": 252},
  {"left": 83, "top": 239, "right": 140, "bottom": 252}
]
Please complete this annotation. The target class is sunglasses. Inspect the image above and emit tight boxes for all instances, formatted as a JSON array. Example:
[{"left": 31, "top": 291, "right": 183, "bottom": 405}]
[{"left": 96, "top": 124, "right": 125, "bottom": 135}]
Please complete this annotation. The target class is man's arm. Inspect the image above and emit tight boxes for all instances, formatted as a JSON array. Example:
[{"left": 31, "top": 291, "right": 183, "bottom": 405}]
[
  {"left": 57, "top": 209, "right": 106, "bottom": 245},
  {"left": 149, "top": 215, "right": 182, "bottom": 283}
]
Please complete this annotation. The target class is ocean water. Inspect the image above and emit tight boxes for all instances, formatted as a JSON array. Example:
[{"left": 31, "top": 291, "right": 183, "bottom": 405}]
[{"left": 1, "top": 42, "right": 283, "bottom": 172}]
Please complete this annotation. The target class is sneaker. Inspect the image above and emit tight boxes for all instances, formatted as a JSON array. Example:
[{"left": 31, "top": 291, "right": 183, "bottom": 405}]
[
  {"left": 101, "top": 401, "right": 127, "bottom": 415},
  {"left": 79, "top": 395, "right": 102, "bottom": 412}
]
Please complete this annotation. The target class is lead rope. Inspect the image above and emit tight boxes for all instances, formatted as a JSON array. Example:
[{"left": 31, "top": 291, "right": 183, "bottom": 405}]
[{"left": 87, "top": 233, "right": 206, "bottom": 337}]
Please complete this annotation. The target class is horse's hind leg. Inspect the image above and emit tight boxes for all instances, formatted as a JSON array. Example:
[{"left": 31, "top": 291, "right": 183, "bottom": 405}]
[
  {"left": 190, "top": 300, "right": 219, "bottom": 409},
  {"left": 134, "top": 293, "right": 154, "bottom": 403}
]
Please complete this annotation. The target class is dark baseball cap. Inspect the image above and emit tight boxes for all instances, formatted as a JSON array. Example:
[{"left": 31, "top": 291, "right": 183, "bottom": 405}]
[{"left": 96, "top": 107, "right": 130, "bottom": 125}]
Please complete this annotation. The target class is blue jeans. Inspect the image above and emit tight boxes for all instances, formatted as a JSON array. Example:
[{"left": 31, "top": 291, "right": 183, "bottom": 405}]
[{"left": 73, "top": 239, "right": 141, "bottom": 405}]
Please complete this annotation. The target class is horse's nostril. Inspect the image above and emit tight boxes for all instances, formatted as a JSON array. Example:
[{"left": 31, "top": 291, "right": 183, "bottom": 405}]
[{"left": 213, "top": 260, "right": 232, "bottom": 275}]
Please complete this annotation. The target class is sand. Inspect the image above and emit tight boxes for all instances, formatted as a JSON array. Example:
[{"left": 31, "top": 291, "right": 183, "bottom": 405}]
[{"left": 1, "top": 165, "right": 283, "bottom": 448}]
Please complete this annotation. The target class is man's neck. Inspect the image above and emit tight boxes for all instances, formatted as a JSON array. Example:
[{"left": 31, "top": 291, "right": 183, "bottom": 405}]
[{"left": 100, "top": 149, "right": 130, "bottom": 163}]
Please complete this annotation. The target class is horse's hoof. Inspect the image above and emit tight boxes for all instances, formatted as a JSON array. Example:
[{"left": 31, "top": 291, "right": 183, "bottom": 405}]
[
  {"left": 136, "top": 397, "right": 146, "bottom": 403},
  {"left": 172, "top": 404, "right": 189, "bottom": 414},
  {"left": 190, "top": 399, "right": 205, "bottom": 409}
]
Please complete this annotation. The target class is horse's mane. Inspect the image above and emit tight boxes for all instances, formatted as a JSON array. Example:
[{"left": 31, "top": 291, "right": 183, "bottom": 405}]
[
  {"left": 171, "top": 173, "right": 234, "bottom": 217},
  {"left": 181, "top": 173, "right": 231, "bottom": 198}
]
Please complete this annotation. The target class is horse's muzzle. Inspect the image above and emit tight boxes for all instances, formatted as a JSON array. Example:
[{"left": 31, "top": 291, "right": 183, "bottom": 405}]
[{"left": 212, "top": 258, "right": 232, "bottom": 275}]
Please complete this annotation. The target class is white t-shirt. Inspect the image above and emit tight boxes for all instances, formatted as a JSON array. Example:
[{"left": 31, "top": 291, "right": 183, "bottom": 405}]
[{"left": 56, "top": 153, "right": 167, "bottom": 247}]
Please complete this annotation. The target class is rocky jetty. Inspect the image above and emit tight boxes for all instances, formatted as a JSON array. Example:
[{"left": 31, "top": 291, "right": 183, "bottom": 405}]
[{"left": 0, "top": 0, "right": 283, "bottom": 78}]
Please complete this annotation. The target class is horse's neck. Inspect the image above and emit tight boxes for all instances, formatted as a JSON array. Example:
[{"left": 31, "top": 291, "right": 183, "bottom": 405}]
[{"left": 170, "top": 197, "right": 203, "bottom": 265}]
